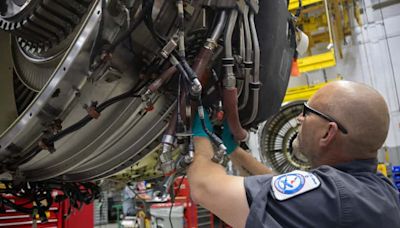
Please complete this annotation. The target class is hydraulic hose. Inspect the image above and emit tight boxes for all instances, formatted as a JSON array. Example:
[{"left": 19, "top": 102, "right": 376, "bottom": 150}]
[
  {"left": 147, "top": 66, "right": 177, "bottom": 93},
  {"left": 223, "top": 10, "right": 248, "bottom": 142},
  {"left": 193, "top": 11, "right": 227, "bottom": 85}
]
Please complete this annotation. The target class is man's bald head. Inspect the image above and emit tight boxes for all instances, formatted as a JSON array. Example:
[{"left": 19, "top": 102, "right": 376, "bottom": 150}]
[{"left": 309, "top": 81, "right": 390, "bottom": 158}]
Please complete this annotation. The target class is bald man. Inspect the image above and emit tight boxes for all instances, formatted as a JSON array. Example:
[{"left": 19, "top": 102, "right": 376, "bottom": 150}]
[{"left": 188, "top": 81, "right": 400, "bottom": 228}]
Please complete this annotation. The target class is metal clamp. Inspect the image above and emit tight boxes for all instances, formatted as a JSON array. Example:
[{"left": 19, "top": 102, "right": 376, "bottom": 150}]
[
  {"left": 141, "top": 90, "right": 154, "bottom": 111},
  {"left": 38, "top": 138, "right": 55, "bottom": 153},
  {"left": 86, "top": 102, "right": 100, "bottom": 119}
]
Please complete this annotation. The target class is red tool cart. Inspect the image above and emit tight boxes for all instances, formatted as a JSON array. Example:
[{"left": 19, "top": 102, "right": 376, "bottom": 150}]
[{"left": 0, "top": 193, "right": 93, "bottom": 228}]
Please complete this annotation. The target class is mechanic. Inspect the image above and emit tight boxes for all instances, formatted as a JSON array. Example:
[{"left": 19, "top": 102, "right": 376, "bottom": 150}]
[
  {"left": 188, "top": 81, "right": 400, "bottom": 228},
  {"left": 122, "top": 185, "right": 137, "bottom": 217}
]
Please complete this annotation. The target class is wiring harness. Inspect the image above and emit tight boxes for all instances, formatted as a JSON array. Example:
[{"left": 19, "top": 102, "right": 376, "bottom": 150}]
[{"left": 0, "top": 181, "right": 100, "bottom": 222}]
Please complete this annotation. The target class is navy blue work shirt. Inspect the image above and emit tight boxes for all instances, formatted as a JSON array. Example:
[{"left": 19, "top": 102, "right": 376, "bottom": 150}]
[{"left": 244, "top": 159, "right": 400, "bottom": 228}]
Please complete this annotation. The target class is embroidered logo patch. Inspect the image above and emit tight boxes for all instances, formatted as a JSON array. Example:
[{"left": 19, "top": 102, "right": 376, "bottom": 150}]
[{"left": 271, "top": 170, "right": 320, "bottom": 201}]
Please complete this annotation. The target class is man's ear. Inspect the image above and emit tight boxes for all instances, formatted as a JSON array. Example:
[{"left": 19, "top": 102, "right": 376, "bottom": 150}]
[{"left": 320, "top": 123, "right": 339, "bottom": 147}]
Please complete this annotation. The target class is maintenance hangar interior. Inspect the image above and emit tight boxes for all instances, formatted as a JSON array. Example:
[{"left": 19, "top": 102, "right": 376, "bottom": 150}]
[{"left": 0, "top": 0, "right": 399, "bottom": 227}]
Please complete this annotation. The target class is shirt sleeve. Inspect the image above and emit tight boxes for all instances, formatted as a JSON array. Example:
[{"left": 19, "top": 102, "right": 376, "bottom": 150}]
[
  {"left": 243, "top": 168, "right": 341, "bottom": 228},
  {"left": 244, "top": 174, "right": 273, "bottom": 206}
]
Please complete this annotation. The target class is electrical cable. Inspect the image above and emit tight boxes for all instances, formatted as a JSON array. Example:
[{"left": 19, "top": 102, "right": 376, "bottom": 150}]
[
  {"left": 173, "top": 58, "right": 192, "bottom": 89},
  {"left": 13, "top": 81, "right": 147, "bottom": 167},
  {"left": 197, "top": 98, "right": 224, "bottom": 148},
  {"left": 176, "top": 74, "right": 185, "bottom": 134},
  {"left": 143, "top": 0, "right": 166, "bottom": 46},
  {"left": 0, "top": 181, "right": 100, "bottom": 219},
  {"left": 169, "top": 174, "right": 186, "bottom": 228}
]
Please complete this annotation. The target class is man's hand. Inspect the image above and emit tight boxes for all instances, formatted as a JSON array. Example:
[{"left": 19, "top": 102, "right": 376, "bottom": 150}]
[
  {"left": 192, "top": 111, "right": 272, "bottom": 175},
  {"left": 192, "top": 107, "right": 239, "bottom": 155}
]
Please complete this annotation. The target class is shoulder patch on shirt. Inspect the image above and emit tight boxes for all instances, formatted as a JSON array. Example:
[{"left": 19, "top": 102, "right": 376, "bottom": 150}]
[{"left": 271, "top": 170, "right": 321, "bottom": 201}]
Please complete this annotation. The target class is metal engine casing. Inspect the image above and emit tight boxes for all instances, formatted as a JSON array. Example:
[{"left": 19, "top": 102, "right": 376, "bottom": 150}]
[{"left": 0, "top": 0, "right": 295, "bottom": 181}]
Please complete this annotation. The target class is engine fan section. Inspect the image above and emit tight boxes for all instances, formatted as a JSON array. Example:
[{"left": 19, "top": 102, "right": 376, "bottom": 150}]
[{"left": 260, "top": 100, "right": 311, "bottom": 174}]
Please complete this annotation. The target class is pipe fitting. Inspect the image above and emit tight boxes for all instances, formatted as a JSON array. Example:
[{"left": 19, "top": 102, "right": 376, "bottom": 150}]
[
  {"left": 160, "top": 134, "right": 175, "bottom": 174},
  {"left": 161, "top": 37, "right": 178, "bottom": 59},
  {"left": 204, "top": 39, "right": 219, "bottom": 50},
  {"left": 191, "top": 78, "right": 202, "bottom": 96}
]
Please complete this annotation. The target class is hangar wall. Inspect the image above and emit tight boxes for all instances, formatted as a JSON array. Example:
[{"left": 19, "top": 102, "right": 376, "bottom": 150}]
[{"left": 288, "top": 0, "right": 400, "bottom": 164}]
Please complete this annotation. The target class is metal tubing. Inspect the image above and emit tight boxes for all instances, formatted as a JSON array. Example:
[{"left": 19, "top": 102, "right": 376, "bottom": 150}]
[
  {"left": 239, "top": 5, "right": 252, "bottom": 110},
  {"left": 210, "top": 11, "right": 228, "bottom": 42},
  {"left": 237, "top": 16, "right": 245, "bottom": 97},
  {"left": 243, "top": 11, "right": 260, "bottom": 125},
  {"left": 223, "top": 10, "right": 238, "bottom": 87},
  {"left": 193, "top": 11, "right": 228, "bottom": 85},
  {"left": 250, "top": 12, "right": 260, "bottom": 82}
]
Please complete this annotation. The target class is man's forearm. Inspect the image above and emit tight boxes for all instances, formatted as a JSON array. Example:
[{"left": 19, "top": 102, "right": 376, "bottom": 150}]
[
  {"left": 230, "top": 147, "right": 274, "bottom": 175},
  {"left": 187, "top": 137, "right": 227, "bottom": 196},
  {"left": 187, "top": 137, "right": 249, "bottom": 228}
]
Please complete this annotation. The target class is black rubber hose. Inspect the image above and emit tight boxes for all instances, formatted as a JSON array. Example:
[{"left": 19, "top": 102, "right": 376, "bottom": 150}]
[
  {"left": 143, "top": 0, "right": 166, "bottom": 46},
  {"left": 197, "top": 98, "right": 224, "bottom": 148}
]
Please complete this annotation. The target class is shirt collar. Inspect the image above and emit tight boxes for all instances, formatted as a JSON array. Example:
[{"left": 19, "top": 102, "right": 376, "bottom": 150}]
[{"left": 332, "top": 159, "right": 378, "bottom": 173}]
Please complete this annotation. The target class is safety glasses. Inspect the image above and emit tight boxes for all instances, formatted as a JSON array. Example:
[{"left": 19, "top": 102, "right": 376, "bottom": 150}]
[{"left": 302, "top": 102, "right": 348, "bottom": 134}]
